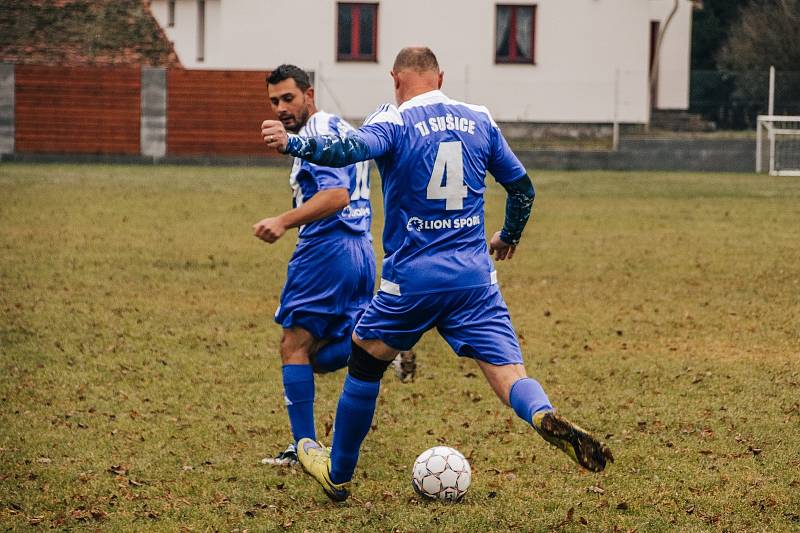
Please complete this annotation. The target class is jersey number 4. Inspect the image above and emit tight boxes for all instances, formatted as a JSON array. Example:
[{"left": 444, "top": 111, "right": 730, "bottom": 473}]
[{"left": 427, "top": 141, "right": 467, "bottom": 210}]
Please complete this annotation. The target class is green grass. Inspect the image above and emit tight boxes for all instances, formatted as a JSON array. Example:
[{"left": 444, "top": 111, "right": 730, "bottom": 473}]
[{"left": 1, "top": 164, "right": 799, "bottom": 532}]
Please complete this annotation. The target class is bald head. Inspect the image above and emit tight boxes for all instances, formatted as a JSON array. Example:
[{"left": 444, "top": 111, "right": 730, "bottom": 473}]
[
  {"left": 390, "top": 47, "right": 444, "bottom": 105},
  {"left": 392, "top": 47, "right": 440, "bottom": 74}
]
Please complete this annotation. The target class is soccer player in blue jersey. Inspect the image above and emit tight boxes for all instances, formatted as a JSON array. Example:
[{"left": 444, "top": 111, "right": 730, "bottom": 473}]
[
  {"left": 262, "top": 49, "right": 613, "bottom": 500},
  {"left": 254, "top": 65, "right": 377, "bottom": 466}
]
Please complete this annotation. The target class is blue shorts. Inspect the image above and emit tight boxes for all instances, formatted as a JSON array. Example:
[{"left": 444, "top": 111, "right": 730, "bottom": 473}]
[
  {"left": 354, "top": 284, "right": 523, "bottom": 366},
  {"left": 275, "top": 234, "right": 376, "bottom": 341}
]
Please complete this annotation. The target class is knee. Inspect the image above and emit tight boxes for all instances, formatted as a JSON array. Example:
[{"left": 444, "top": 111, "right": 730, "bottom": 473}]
[
  {"left": 348, "top": 341, "right": 393, "bottom": 382},
  {"left": 279, "top": 333, "right": 312, "bottom": 365}
]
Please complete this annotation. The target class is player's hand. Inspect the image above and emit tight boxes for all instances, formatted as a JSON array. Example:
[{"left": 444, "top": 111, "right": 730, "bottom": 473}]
[
  {"left": 261, "top": 120, "right": 289, "bottom": 153},
  {"left": 489, "top": 231, "right": 516, "bottom": 261},
  {"left": 253, "top": 216, "right": 287, "bottom": 243}
]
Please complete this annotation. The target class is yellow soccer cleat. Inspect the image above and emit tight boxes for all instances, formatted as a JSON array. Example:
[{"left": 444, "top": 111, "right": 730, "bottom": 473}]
[
  {"left": 296, "top": 438, "right": 350, "bottom": 502},
  {"left": 532, "top": 411, "right": 614, "bottom": 472}
]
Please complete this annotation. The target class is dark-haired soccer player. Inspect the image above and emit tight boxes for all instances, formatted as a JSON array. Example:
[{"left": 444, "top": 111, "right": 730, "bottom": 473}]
[
  {"left": 254, "top": 64, "right": 380, "bottom": 466},
  {"left": 262, "top": 49, "right": 613, "bottom": 500}
]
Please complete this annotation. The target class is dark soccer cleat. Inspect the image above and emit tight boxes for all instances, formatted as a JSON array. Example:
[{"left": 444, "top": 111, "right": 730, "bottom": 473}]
[
  {"left": 392, "top": 349, "right": 417, "bottom": 382},
  {"left": 532, "top": 411, "right": 614, "bottom": 472},
  {"left": 261, "top": 443, "right": 298, "bottom": 466},
  {"left": 296, "top": 438, "right": 350, "bottom": 502}
]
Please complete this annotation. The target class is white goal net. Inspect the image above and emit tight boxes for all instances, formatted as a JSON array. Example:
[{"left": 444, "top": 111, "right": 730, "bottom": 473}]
[{"left": 756, "top": 115, "right": 800, "bottom": 176}]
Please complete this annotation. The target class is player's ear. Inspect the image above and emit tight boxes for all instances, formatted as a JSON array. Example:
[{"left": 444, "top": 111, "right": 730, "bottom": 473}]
[
  {"left": 305, "top": 86, "right": 315, "bottom": 101},
  {"left": 437, "top": 71, "right": 443, "bottom": 89},
  {"left": 391, "top": 71, "right": 400, "bottom": 90}
]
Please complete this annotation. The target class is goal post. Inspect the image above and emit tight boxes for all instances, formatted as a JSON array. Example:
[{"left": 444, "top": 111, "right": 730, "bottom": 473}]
[{"left": 756, "top": 115, "right": 800, "bottom": 176}]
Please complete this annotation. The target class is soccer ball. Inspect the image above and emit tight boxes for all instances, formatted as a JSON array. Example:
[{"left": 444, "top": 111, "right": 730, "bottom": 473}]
[{"left": 411, "top": 446, "right": 471, "bottom": 502}]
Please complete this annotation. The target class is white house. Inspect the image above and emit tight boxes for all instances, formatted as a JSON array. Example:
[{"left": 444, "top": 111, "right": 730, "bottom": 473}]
[{"left": 149, "top": 0, "right": 693, "bottom": 124}]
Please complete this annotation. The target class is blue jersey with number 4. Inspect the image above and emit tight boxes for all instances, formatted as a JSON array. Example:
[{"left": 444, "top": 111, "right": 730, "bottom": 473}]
[
  {"left": 356, "top": 90, "right": 526, "bottom": 296},
  {"left": 291, "top": 111, "right": 372, "bottom": 239}
]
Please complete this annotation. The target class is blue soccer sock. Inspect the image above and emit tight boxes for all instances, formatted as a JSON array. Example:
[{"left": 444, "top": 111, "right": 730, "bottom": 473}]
[
  {"left": 329, "top": 374, "right": 380, "bottom": 484},
  {"left": 282, "top": 364, "right": 316, "bottom": 444},
  {"left": 509, "top": 377, "right": 553, "bottom": 425},
  {"left": 313, "top": 337, "right": 351, "bottom": 373}
]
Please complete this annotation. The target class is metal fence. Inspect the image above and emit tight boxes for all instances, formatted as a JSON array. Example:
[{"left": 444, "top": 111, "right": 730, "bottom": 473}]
[{"left": 690, "top": 70, "right": 800, "bottom": 130}]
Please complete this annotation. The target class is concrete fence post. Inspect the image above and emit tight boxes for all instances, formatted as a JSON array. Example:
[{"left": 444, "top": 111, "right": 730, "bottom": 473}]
[
  {"left": 140, "top": 67, "right": 167, "bottom": 158},
  {"left": 0, "top": 63, "right": 14, "bottom": 155}
]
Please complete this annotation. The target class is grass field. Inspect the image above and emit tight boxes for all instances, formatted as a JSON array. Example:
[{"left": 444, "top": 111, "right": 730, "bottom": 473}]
[{"left": 1, "top": 163, "right": 799, "bottom": 532}]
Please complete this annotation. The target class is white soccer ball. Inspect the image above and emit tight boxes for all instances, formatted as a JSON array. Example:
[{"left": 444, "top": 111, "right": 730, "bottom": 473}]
[{"left": 411, "top": 446, "right": 471, "bottom": 502}]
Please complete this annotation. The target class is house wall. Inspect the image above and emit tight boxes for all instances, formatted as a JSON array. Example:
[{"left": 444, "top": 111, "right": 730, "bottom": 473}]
[
  {"left": 649, "top": 0, "right": 692, "bottom": 110},
  {"left": 150, "top": 0, "right": 694, "bottom": 123}
]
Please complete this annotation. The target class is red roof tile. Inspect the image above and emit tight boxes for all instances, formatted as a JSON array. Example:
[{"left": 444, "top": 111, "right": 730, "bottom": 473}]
[{"left": 0, "top": 0, "right": 181, "bottom": 67}]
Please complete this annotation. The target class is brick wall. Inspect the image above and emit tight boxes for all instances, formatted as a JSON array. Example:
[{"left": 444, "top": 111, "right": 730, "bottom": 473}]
[
  {"left": 8, "top": 65, "right": 278, "bottom": 157},
  {"left": 167, "top": 69, "right": 275, "bottom": 156},
  {"left": 15, "top": 65, "right": 141, "bottom": 154}
]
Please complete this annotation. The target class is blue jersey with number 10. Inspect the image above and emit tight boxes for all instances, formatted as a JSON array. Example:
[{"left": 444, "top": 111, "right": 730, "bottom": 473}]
[
  {"left": 355, "top": 90, "right": 527, "bottom": 296},
  {"left": 291, "top": 111, "right": 372, "bottom": 239}
]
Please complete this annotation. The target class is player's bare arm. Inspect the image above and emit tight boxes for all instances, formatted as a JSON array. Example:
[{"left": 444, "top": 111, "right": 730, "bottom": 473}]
[
  {"left": 490, "top": 174, "right": 535, "bottom": 261},
  {"left": 253, "top": 187, "right": 350, "bottom": 243}
]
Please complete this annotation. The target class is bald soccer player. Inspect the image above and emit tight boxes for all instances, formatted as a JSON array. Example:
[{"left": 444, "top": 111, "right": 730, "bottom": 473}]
[{"left": 261, "top": 49, "right": 613, "bottom": 501}]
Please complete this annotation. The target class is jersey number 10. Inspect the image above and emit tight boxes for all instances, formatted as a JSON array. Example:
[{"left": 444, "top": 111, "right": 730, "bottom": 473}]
[
  {"left": 427, "top": 141, "right": 468, "bottom": 210},
  {"left": 350, "top": 160, "right": 370, "bottom": 201}
]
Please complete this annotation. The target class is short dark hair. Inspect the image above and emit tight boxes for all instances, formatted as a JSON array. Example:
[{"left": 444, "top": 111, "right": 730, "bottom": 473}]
[
  {"left": 393, "top": 47, "right": 440, "bottom": 73},
  {"left": 266, "top": 64, "right": 311, "bottom": 91}
]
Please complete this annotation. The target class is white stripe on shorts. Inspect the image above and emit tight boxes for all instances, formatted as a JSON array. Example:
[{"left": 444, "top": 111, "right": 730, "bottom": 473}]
[{"left": 379, "top": 278, "right": 402, "bottom": 296}]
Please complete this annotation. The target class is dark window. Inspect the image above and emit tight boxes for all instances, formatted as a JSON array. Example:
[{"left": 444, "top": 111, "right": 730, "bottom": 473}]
[
  {"left": 495, "top": 5, "right": 536, "bottom": 64},
  {"left": 197, "top": 0, "right": 205, "bottom": 62},
  {"left": 650, "top": 20, "right": 660, "bottom": 107},
  {"left": 337, "top": 3, "right": 378, "bottom": 62},
  {"left": 168, "top": 0, "right": 175, "bottom": 27}
]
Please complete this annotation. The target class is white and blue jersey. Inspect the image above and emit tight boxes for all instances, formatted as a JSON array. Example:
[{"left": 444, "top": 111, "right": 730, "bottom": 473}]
[
  {"left": 291, "top": 111, "right": 372, "bottom": 239},
  {"left": 284, "top": 91, "right": 530, "bottom": 363},
  {"left": 355, "top": 91, "right": 527, "bottom": 296},
  {"left": 274, "top": 111, "right": 376, "bottom": 341}
]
